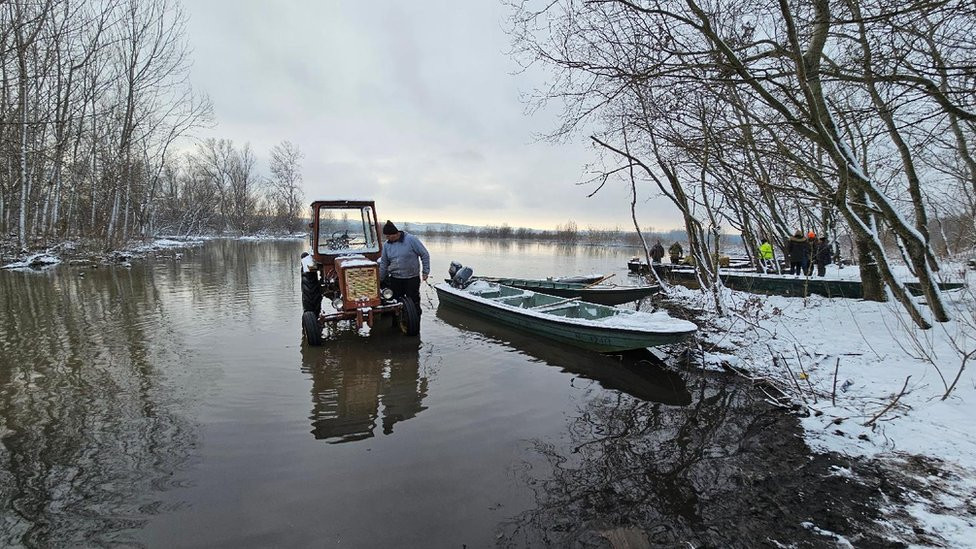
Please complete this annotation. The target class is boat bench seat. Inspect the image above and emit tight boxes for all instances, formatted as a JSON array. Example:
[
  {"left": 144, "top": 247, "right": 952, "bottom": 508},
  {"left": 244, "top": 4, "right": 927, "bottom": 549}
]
[
  {"left": 469, "top": 285, "right": 524, "bottom": 300},
  {"left": 470, "top": 290, "right": 505, "bottom": 299},
  {"left": 545, "top": 305, "right": 615, "bottom": 320},
  {"left": 497, "top": 294, "right": 565, "bottom": 309}
]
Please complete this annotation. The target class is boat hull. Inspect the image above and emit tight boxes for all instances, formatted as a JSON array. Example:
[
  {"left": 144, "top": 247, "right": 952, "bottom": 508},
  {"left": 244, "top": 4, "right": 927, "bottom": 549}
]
[
  {"left": 663, "top": 268, "right": 965, "bottom": 299},
  {"left": 552, "top": 274, "right": 606, "bottom": 284},
  {"left": 435, "top": 307, "right": 693, "bottom": 405},
  {"left": 435, "top": 285, "right": 694, "bottom": 352},
  {"left": 628, "top": 260, "right": 754, "bottom": 274},
  {"left": 480, "top": 277, "right": 659, "bottom": 306}
]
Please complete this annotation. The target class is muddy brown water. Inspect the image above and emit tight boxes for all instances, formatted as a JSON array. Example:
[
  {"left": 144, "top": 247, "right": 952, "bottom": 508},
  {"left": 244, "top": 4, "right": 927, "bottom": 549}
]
[{"left": 0, "top": 239, "right": 906, "bottom": 547}]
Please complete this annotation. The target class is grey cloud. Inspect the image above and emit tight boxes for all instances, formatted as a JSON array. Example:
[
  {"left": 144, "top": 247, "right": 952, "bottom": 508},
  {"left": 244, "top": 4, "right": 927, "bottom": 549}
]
[
  {"left": 445, "top": 149, "right": 486, "bottom": 164},
  {"left": 183, "top": 0, "right": 684, "bottom": 230}
]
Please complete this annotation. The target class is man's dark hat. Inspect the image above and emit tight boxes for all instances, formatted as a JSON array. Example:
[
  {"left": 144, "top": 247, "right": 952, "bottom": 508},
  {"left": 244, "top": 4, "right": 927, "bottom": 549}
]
[{"left": 383, "top": 220, "right": 399, "bottom": 235}]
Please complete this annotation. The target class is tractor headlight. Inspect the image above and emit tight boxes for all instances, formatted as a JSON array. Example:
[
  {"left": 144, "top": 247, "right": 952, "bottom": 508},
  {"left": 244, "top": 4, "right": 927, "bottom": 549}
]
[
  {"left": 332, "top": 297, "right": 344, "bottom": 310},
  {"left": 381, "top": 288, "right": 393, "bottom": 300}
]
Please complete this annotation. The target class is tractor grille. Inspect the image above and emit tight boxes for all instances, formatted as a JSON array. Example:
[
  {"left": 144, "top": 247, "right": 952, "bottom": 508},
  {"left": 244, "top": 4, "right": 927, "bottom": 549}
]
[{"left": 344, "top": 267, "right": 378, "bottom": 300}]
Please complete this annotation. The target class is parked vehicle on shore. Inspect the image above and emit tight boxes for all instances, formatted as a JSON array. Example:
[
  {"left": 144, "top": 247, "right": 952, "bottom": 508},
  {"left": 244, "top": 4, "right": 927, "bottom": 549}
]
[{"left": 300, "top": 200, "right": 419, "bottom": 345}]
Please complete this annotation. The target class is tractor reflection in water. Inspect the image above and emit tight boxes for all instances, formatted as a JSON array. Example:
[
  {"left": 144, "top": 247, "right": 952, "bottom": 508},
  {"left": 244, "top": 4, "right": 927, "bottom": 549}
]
[{"left": 300, "top": 337, "right": 428, "bottom": 443}]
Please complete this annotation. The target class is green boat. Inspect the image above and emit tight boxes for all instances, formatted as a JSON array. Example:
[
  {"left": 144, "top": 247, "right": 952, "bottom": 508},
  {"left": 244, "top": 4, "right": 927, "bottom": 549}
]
[
  {"left": 628, "top": 258, "right": 754, "bottom": 274},
  {"left": 434, "top": 280, "right": 697, "bottom": 352},
  {"left": 475, "top": 276, "right": 659, "bottom": 306},
  {"left": 551, "top": 273, "right": 607, "bottom": 284},
  {"left": 663, "top": 268, "right": 966, "bottom": 299}
]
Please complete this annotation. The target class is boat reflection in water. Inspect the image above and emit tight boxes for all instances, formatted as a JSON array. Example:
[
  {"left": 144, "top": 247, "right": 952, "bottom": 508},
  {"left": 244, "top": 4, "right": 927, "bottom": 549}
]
[
  {"left": 435, "top": 306, "right": 691, "bottom": 406},
  {"left": 300, "top": 330, "right": 428, "bottom": 443}
]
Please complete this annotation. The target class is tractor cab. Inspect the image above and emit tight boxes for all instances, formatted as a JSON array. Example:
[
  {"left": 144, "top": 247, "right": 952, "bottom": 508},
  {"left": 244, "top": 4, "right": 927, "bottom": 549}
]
[{"left": 309, "top": 201, "right": 382, "bottom": 264}]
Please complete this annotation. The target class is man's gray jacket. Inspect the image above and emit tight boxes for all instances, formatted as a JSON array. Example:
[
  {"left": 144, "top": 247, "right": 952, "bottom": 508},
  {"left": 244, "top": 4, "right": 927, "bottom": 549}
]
[{"left": 379, "top": 232, "right": 430, "bottom": 280}]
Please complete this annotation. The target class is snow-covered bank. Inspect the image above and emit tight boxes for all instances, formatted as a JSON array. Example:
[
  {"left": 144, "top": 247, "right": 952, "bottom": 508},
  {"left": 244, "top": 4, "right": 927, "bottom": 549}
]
[
  {"left": 236, "top": 233, "right": 306, "bottom": 242},
  {"left": 670, "top": 278, "right": 976, "bottom": 546},
  {"left": 126, "top": 237, "right": 207, "bottom": 252},
  {"left": 0, "top": 237, "right": 204, "bottom": 270},
  {"left": 0, "top": 252, "right": 62, "bottom": 270},
  {"left": 0, "top": 234, "right": 304, "bottom": 270}
]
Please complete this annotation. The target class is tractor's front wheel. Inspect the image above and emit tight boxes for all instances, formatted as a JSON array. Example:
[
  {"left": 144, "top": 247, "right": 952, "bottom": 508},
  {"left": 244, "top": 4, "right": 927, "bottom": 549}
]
[
  {"left": 302, "top": 272, "right": 323, "bottom": 313},
  {"left": 303, "top": 311, "right": 323, "bottom": 346},
  {"left": 398, "top": 298, "right": 420, "bottom": 336}
]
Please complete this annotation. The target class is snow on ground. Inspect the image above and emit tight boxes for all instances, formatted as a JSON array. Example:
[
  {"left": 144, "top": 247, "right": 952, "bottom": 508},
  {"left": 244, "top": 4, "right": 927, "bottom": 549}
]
[
  {"left": 128, "top": 234, "right": 304, "bottom": 249},
  {"left": 800, "top": 522, "right": 855, "bottom": 549},
  {"left": 670, "top": 273, "right": 976, "bottom": 547},
  {"left": 126, "top": 237, "right": 208, "bottom": 252},
  {"left": 0, "top": 251, "right": 62, "bottom": 270},
  {"left": 237, "top": 233, "right": 306, "bottom": 241}
]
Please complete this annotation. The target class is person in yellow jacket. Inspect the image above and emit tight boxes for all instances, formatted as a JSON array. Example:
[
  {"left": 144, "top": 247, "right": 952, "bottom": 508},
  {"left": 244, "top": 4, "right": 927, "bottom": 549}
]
[{"left": 758, "top": 237, "right": 775, "bottom": 273}]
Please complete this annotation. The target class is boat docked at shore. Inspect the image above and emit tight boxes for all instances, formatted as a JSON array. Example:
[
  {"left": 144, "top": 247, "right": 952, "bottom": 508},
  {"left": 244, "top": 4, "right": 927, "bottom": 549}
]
[
  {"left": 550, "top": 273, "right": 607, "bottom": 284},
  {"left": 435, "top": 306, "right": 692, "bottom": 405},
  {"left": 434, "top": 279, "right": 697, "bottom": 352},
  {"left": 660, "top": 267, "right": 966, "bottom": 299},
  {"left": 474, "top": 276, "right": 659, "bottom": 306},
  {"left": 627, "top": 256, "right": 753, "bottom": 274}
]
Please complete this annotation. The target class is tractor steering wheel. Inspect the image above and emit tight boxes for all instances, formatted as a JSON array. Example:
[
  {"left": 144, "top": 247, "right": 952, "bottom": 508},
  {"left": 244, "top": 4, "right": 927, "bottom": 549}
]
[{"left": 328, "top": 231, "right": 351, "bottom": 250}]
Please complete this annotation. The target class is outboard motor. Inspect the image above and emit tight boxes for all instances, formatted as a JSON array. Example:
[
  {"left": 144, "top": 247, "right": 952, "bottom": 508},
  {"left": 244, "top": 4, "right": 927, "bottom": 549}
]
[
  {"left": 448, "top": 261, "right": 463, "bottom": 278},
  {"left": 451, "top": 266, "right": 474, "bottom": 288}
]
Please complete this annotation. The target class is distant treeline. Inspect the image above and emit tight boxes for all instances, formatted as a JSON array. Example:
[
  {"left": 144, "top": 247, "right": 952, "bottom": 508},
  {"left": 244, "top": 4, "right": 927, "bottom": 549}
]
[{"left": 404, "top": 220, "right": 742, "bottom": 248}]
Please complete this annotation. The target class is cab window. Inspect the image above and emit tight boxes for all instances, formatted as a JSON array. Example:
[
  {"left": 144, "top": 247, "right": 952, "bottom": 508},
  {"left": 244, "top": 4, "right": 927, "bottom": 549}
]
[{"left": 318, "top": 207, "right": 380, "bottom": 254}]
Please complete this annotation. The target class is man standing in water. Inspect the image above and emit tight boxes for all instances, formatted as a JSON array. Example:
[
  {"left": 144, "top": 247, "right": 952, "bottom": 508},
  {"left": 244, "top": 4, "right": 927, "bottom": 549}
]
[{"left": 379, "top": 220, "right": 430, "bottom": 315}]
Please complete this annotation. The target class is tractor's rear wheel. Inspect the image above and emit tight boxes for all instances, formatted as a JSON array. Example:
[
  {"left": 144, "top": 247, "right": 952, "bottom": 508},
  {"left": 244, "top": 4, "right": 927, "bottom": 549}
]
[
  {"left": 302, "top": 272, "right": 323, "bottom": 313},
  {"left": 303, "top": 311, "right": 323, "bottom": 346},
  {"left": 398, "top": 298, "right": 420, "bottom": 336}
]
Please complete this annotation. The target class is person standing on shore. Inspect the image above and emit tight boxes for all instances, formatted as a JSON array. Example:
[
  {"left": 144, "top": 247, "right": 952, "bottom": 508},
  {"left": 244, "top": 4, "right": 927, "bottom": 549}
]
[
  {"left": 804, "top": 232, "right": 818, "bottom": 276},
  {"left": 379, "top": 221, "right": 430, "bottom": 315},
  {"left": 787, "top": 231, "right": 808, "bottom": 276},
  {"left": 650, "top": 241, "right": 665, "bottom": 264},
  {"left": 668, "top": 242, "right": 683, "bottom": 264},
  {"left": 758, "top": 237, "right": 775, "bottom": 273},
  {"left": 814, "top": 236, "right": 833, "bottom": 277}
]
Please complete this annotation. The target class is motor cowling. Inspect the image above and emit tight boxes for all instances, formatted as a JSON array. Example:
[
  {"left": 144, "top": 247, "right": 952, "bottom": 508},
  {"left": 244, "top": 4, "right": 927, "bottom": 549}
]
[{"left": 451, "top": 266, "right": 474, "bottom": 288}]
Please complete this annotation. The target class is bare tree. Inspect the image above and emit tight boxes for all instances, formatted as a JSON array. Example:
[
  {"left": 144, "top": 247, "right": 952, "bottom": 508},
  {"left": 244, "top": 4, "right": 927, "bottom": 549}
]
[
  {"left": 268, "top": 140, "right": 305, "bottom": 233},
  {"left": 507, "top": 0, "right": 975, "bottom": 328},
  {"left": 227, "top": 143, "right": 260, "bottom": 234},
  {"left": 0, "top": 0, "right": 210, "bottom": 251}
]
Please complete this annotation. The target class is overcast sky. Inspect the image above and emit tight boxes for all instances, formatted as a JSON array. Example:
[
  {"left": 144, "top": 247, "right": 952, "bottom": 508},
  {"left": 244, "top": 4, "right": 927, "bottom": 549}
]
[{"left": 183, "top": 0, "right": 683, "bottom": 231}]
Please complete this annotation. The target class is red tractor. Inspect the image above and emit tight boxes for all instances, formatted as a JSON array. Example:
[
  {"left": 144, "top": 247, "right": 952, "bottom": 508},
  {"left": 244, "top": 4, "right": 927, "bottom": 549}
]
[{"left": 300, "top": 200, "right": 420, "bottom": 345}]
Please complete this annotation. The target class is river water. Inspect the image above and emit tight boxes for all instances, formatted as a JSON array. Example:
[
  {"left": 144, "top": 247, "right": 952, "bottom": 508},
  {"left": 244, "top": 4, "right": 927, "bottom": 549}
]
[{"left": 0, "top": 238, "right": 894, "bottom": 548}]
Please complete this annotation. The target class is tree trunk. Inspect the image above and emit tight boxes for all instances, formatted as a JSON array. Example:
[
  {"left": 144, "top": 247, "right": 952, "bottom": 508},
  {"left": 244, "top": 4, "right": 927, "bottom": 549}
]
[
  {"left": 854, "top": 237, "right": 884, "bottom": 301},
  {"left": 18, "top": 51, "right": 30, "bottom": 249},
  {"left": 122, "top": 171, "right": 131, "bottom": 243},
  {"left": 106, "top": 181, "right": 120, "bottom": 248}
]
